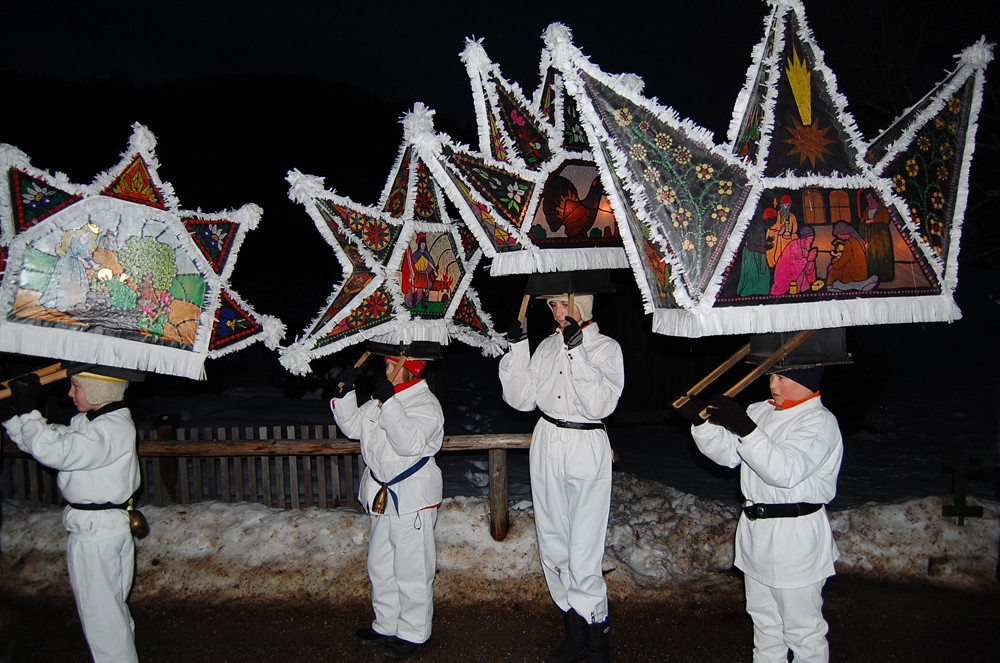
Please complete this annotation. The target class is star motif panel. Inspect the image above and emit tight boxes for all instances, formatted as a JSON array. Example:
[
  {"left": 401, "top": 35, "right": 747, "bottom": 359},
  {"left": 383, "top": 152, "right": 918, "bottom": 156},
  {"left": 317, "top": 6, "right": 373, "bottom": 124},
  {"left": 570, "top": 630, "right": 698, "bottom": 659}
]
[
  {"left": 531, "top": 0, "right": 991, "bottom": 336},
  {"left": 279, "top": 106, "right": 504, "bottom": 377},
  {"left": 0, "top": 123, "right": 284, "bottom": 378}
]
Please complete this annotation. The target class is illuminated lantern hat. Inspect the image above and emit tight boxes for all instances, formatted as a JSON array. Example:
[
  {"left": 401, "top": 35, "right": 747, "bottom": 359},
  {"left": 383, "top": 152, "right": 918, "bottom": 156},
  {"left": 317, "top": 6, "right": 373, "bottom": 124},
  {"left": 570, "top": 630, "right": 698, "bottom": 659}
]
[
  {"left": 0, "top": 123, "right": 285, "bottom": 380},
  {"left": 404, "top": 36, "right": 630, "bottom": 281},
  {"left": 541, "top": 1, "right": 992, "bottom": 338},
  {"left": 278, "top": 105, "right": 505, "bottom": 377}
]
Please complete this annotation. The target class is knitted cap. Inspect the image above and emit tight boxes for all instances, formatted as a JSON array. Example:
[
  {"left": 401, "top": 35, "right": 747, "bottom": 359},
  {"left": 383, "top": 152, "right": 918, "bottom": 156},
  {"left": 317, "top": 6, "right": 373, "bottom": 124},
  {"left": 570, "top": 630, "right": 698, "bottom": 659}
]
[
  {"left": 73, "top": 371, "right": 129, "bottom": 405},
  {"left": 772, "top": 366, "right": 825, "bottom": 393},
  {"left": 387, "top": 357, "right": 426, "bottom": 377},
  {"left": 539, "top": 293, "right": 594, "bottom": 322}
]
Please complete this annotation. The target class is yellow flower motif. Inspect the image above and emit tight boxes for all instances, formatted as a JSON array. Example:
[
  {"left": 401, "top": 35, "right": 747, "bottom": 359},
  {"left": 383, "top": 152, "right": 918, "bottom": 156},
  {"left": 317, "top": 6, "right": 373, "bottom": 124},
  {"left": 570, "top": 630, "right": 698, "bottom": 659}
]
[
  {"left": 615, "top": 107, "right": 633, "bottom": 126},
  {"left": 711, "top": 204, "right": 730, "bottom": 222},
  {"left": 947, "top": 97, "right": 961, "bottom": 114},
  {"left": 682, "top": 238, "right": 695, "bottom": 251},
  {"left": 929, "top": 217, "right": 941, "bottom": 236},
  {"left": 695, "top": 164, "right": 714, "bottom": 180},
  {"left": 930, "top": 191, "right": 945, "bottom": 209},
  {"left": 910, "top": 207, "right": 921, "bottom": 226},
  {"left": 705, "top": 234, "right": 718, "bottom": 248},
  {"left": 935, "top": 118, "right": 946, "bottom": 129},
  {"left": 673, "top": 146, "right": 692, "bottom": 164},
  {"left": 629, "top": 143, "right": 647, "bottom": 161},
  {"left": 916, "top": 135, "right": 931, "bottom": 151},
  {"left": 643, "top": 166, "right": 660, "bottom": 182},
  {"left": 671, "top": 207, "right": 691, "bottom": 227},
  {"left": 937, "top": 165, "right": 949, "bottom": 181},
  {"left": 905, "top": 159, "right": 919, "bottom": 176},
  {"left": 654, "top": 133, "right": 674, "bottom": 151},
  {"left": 893, "top": 174, "right": 906, "bottom": 192},
  {"left": 939, "top": 144, "right": 953, "bottom": 160},
  {"left": 717, "top": 180, "right": 733, "bottom": 195},
  {"left": 656, "top": 186, "right": 677, "bottom": 206},
  {"left": 948, "top": 122, "right": 957, "bottom": 134}
]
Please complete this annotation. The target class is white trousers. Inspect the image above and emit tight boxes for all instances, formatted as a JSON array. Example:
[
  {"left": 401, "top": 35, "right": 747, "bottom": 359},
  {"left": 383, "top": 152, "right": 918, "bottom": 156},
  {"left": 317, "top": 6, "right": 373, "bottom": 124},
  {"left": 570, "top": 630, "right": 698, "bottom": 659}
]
[
  {"left": 745, "top": 575, "right": 829, "bottom": 663},
  {"left": 368, "top": 507, "right": 437, "bottom": 644},
  {"left": 66, "top": 532, "right": 138, "bottom": 663},
  {"left": 529, "top": 423, "right": 613, "bottom": 623}
]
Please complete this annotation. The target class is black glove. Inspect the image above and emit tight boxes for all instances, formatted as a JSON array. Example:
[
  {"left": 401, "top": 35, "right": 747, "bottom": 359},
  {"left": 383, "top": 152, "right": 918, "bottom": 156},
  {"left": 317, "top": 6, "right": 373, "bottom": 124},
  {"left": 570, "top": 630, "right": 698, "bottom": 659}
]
[
  {"left": 9, "top": 373, "right": 42, "bottom": 416},
  {"left": 562, "top": 317, "right": 583, "bottom": 350},
  {"left": 507, "top": 318, "right": 527, "bottom": 344},
  {"left": 705, "top": 395, "right": 757, "bottom": 437},
  {"left": 673, "top": 394, "right": 708, "bottom": 426},
  {"left": 332, "top": 364, "right": 359, "bottom": 398},
  {"left": 373, "top": 377, "right": 395, "bottom": 404}
]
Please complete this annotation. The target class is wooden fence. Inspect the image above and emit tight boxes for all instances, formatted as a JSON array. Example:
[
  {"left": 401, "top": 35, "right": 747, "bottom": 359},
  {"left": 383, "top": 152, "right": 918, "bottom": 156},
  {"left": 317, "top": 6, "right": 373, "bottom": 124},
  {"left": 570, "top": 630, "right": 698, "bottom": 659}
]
[{"left": 1, "top": 425, "right": 531, "bottom": 541}]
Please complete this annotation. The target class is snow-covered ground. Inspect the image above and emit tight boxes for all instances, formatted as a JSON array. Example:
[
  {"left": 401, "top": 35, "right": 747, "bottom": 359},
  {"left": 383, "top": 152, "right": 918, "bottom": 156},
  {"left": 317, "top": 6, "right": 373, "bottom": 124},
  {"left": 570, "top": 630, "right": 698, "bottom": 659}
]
[{"left": 2, "top": 323, "right": 999, "bottom": 603}]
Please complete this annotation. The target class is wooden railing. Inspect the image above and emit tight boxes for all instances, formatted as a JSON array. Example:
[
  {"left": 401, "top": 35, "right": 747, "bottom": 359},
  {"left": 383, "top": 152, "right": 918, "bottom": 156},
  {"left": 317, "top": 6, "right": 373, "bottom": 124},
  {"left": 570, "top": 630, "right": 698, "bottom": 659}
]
[{"left": 1, "top": 426, "right": 531, "bottom": 541}]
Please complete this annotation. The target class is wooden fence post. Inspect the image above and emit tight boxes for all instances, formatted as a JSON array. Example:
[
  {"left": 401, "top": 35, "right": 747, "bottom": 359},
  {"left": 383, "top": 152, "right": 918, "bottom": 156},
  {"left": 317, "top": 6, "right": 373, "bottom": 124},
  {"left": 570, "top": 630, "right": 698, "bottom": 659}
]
[{"left": 488, "top": 448, "right": 509, "bottom": 541}]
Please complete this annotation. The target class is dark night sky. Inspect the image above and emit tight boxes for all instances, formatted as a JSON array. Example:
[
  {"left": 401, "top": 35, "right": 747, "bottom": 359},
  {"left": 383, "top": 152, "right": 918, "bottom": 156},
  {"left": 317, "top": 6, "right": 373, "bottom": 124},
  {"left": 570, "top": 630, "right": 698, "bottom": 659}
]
[{"left": 1, "top": 0, "right": 997, "bottom": 403}]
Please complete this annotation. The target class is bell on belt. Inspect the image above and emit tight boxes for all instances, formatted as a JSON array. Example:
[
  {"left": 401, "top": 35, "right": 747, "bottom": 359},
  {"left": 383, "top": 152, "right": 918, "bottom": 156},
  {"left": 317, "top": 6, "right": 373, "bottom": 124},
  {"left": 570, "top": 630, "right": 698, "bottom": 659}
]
[
  {"left": 128, "top": 499, "right": 150, "bottom": 539},
  {"left": 371, "top": 484, "right": 389, "bottom": 515}
]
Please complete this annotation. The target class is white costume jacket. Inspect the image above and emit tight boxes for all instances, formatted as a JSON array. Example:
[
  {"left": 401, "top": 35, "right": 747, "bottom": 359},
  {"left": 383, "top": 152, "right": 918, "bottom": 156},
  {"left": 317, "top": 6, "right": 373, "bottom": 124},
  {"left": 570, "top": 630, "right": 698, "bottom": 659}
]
[
  {"left": 691, "top": 396, "right": 843, "bottom": 589},
  {"left": 499, "top": 322, "right": 623, "bottom": 423},
  {"left": 331, "top": 379, "right": 443, "bottom": 514},
  {"left": 5, "top": 406, "right": 141, "bottom": 538}
]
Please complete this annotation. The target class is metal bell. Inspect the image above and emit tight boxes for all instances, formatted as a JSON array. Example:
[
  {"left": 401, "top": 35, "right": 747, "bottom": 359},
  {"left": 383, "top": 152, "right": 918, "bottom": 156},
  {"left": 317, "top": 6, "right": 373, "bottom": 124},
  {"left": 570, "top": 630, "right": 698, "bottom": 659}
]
[
  {"left": 371, "top": 484, "right": 388, "bottom": 515},
  {"left": 129, "top": 508, "right": 150, "bottom": 538}
]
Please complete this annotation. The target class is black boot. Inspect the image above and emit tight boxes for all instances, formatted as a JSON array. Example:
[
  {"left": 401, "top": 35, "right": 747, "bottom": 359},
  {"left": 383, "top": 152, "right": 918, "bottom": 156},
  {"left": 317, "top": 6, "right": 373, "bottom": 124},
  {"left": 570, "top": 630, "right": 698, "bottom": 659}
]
[
  {"left": 547, "top": 609, "right": 586, "bottom": 663},
  {"left": 584, "top": 617, "right": 611, "bottom": 663}
]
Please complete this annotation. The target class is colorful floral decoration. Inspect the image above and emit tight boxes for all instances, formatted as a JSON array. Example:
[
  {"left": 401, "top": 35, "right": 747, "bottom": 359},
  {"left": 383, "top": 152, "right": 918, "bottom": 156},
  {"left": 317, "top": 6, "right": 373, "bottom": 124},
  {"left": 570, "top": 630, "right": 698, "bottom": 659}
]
[
  {"left": 278, "top": 105, "right": 504, "bottom": 376},
  {"left": 405, "top": 37, "right": 628, "bottom": 277},
  {"left": 525, "top": 0, "right": 992, "bottom": 337},
  {"left": 0, "top": 123, "right": 285, "bottom": 379}
]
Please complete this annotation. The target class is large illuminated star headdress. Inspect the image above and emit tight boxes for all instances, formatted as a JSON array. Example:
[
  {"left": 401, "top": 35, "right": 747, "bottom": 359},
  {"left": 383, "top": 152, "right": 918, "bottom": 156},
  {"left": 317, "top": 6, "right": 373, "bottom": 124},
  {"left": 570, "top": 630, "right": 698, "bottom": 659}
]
[
  {"left": 0, "top": 123, "right": 284, "bottom": 379},
  {"left": 536, "top": 0, "right": 992, "bottom": 337},
  {"left": 278, "top": 105, "right": 504, "bottom": 376}
]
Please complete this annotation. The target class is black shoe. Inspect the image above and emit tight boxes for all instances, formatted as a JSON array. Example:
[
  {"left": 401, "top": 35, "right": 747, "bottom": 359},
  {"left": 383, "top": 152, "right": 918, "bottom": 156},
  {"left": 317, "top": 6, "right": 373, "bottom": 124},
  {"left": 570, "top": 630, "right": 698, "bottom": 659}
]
[
  {"left": 355, "top": 627, "right": 392, "bottom": 646},
  {"left": 384, "top": 636, "right": 426, "bottom": 659}
]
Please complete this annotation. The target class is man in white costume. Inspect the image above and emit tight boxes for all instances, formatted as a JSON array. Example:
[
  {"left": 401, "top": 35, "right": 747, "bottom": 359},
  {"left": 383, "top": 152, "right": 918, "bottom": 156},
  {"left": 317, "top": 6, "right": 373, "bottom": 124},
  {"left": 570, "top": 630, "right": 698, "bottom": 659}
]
[
  {"left": 675, "top": 367, "right": 842, "bottom": 663},
  {"left": 4, "top": 366, "right": 141, "bottom": 663},
  {"left": 499, "top": 292, "right": 624, "bottom": 663},
  {"left": 331, "top": 354, "right": 443, "bottom": 660}
]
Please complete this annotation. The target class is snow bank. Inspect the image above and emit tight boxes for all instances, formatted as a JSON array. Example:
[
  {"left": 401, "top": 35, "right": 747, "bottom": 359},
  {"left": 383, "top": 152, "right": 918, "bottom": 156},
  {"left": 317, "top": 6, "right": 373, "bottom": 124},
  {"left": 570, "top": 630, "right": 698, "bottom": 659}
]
[{"left": 2, "top": 477, "right": 997, "bottom": 604}]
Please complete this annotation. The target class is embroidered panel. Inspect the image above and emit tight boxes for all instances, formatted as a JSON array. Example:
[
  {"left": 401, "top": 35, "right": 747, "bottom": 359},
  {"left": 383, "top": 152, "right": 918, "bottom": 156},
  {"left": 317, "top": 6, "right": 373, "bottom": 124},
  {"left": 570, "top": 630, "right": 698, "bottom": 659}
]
[{"left": 9, "top": 169, "right": 82, "bottom": 233}]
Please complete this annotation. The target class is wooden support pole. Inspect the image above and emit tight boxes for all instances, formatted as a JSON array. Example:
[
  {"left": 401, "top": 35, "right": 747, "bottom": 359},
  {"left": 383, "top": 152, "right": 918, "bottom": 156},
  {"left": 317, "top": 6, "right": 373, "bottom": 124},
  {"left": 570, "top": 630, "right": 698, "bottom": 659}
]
[
  {"left": 698, "top": 330, "right": 818, "bottom": 419},
  {"left": 0, "top": 363, "right": 68, "bottom": 399},
  {"left": 673, "top": 343, "right": 751, "bottom": 409},
  {"left": 517, "top": 294, "right": 531, "bottom": 323}
]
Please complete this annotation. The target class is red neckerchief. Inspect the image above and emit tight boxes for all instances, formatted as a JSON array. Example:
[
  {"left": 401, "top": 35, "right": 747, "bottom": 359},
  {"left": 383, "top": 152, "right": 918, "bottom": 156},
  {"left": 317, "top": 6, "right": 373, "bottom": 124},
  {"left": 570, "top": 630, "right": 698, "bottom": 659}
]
[{"left": 769, "top": 391, "right": 820, "bottom": 411}]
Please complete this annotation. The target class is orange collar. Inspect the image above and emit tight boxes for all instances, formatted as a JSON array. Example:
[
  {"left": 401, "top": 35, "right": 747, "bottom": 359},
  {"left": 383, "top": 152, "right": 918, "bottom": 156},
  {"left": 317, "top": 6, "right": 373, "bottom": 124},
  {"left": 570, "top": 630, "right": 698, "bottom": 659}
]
[{"left": 769, "top": 391, "right": 820, "bottom": 410}]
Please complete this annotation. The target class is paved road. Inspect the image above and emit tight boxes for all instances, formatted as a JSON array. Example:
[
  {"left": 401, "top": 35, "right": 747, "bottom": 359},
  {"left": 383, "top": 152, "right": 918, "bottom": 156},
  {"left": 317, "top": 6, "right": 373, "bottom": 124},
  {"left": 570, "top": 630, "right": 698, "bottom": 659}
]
[{"left": 3, "top": 577, "right": 997, "bottom": 662}]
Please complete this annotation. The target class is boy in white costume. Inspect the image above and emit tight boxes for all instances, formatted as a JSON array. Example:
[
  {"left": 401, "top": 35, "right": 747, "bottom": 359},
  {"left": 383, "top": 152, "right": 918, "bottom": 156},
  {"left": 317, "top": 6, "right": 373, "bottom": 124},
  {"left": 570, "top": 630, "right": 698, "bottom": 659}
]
[
  {"left": 4, "top": 367, "right": 141, "bottom": 663},
  {"left": 330, "top": 355, "right": 443, "bottom": 660},
  {"left": 499, "top": 293, "right": 624, "bottom": 663},
  {"left": 675, "top": 367, "right": 842, "bottom": 663}
]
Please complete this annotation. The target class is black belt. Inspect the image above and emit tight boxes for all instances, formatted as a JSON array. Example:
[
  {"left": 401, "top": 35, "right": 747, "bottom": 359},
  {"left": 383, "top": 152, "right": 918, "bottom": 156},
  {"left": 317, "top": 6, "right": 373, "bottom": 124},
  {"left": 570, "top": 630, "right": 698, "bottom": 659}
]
[
  {"left": 743, "top": 502, "right": 823, "bottom": 519},
  {"left": 67, "top": 501, "right": 129, "bottom": 511},
  {"left": 540, "top": 412, "right": 604, "bottom": 430}
]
